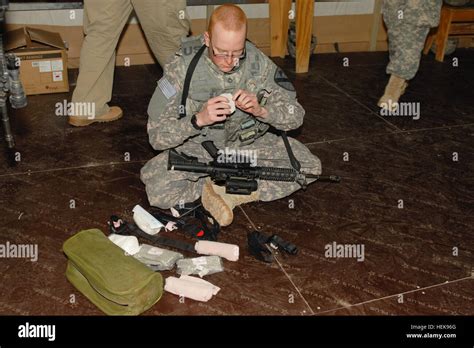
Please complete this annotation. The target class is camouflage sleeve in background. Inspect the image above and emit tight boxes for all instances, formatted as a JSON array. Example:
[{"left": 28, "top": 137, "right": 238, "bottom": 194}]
[
  {"left": 256, "top": 61, "right": 305, "bottom": 131},
  {"left": 146, "top": 54, "right": 201, "bottom": 151}
]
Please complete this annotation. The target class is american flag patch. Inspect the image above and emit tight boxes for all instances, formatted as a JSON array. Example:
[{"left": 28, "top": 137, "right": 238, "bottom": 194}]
[{"left": 158, "top": 77, "right": 177, "bottom": 99}]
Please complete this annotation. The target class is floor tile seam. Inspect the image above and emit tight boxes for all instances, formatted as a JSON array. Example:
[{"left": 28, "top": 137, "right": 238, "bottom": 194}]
[
  {"left": 314, "top": 275, "right": 474, "bottom": 315},
  {"left": 318, "top": 75, "right": 402, "bottom": 132}
]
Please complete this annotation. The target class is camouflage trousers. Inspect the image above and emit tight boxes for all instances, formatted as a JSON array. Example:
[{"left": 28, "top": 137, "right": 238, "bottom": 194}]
[
  {"left": 140, "top": 132, "right": 321, "bottom": 209},
  {"left": 383, "top": 0, "right": 442, "bottom": 80}
]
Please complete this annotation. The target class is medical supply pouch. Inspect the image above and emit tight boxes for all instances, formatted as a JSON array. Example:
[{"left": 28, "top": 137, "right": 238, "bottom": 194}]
[{"left": 63, "top": 229, "right": 163, "bottom": 315}]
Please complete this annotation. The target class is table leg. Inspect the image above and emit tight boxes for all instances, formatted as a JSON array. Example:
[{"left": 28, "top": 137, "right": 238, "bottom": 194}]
[
  {"left": 269, "top": 0, "right": 291, "bottom": 58},
  {"left": 295, "top": 0, "right": 314, "bottom": 73}
]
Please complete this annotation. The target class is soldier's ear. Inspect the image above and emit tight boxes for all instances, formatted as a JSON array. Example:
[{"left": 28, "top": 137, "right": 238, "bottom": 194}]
[{"left": 204, "top": 31, "right": 210, "bottom": 47}]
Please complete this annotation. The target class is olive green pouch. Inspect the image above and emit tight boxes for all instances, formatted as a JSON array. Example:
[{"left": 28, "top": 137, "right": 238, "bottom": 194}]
[{"left": 63, "top": 229, "right": 163, "bottom": 315}]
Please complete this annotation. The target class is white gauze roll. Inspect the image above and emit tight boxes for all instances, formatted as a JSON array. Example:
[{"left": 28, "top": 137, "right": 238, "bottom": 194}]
[
  {"left": 220, "top": 93, "right": 236, "bottom": 114},
  {"left": 195, "top": 240, "right": 239, "bottom": 262}
]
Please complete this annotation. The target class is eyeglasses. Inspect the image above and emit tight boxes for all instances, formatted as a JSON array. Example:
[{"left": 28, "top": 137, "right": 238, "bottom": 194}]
[{"left": 210, "top": 44, "right": 246, "bottom": 60}]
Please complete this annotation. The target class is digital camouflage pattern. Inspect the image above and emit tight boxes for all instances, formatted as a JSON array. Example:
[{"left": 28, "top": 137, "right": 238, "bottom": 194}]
[
  {"left": 383, "top": 0, "right": 442, "bottom": 80},
  {"left": 141, "top": 35, "right": 321, "bottom": 209}
]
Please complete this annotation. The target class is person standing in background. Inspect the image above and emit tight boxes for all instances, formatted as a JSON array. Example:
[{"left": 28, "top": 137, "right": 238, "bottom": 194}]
[
  {"left": 69, "top": 0, "right": 190, "bottom": 127},
  {"left": 378, "top": 0, "right": 442, "bottom": 111}
]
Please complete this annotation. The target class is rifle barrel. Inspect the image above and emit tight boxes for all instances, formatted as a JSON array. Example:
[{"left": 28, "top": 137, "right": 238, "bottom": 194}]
[{"left": 168, "top": 150, "right": 342, "bottom": 184}]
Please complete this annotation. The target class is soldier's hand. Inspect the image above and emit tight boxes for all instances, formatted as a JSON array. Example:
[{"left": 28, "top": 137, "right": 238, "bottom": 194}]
[
  {"left": 195, "top": 96, "right": 231, "bottom": 127},
  {"left": 233, "top": 89, "right": 268, "bottom": 118}
]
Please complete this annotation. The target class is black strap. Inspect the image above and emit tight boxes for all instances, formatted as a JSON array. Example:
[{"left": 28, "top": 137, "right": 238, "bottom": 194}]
[
  {"left": 150, "top": 206, "right": 220, "bottom": 241},
  {"left": 108, "top": 215, "right": 196, "bottom": 253},
  {"left": 179, "top": 44, "right": 207, "bottom": 119},
  {"left": 281, "top": 131, "right": 301, "bottom": 171},
  {"left": 127, "top": 223, "right": 196, "bottom": 253}
]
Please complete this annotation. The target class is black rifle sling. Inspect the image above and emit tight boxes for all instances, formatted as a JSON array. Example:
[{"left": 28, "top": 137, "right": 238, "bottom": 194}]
[
  {"left": 280, "top": 131, "right": 301, "bottom": 172},
  {"left": 179, "top": 44, "right": 207, "bottom": 119}
]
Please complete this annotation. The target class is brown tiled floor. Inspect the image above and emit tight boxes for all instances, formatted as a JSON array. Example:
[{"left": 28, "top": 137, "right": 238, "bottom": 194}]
[{"left": 0, "top": 49, "right": 473, "bottom": 315}]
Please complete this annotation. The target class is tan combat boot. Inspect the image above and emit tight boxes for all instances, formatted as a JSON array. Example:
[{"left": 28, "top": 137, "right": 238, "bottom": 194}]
[
  {"left": 69, "top": 106, "right": 123, "bottom": 127},
  {"left": 377, "top": 75, "right": 408, "bottom": 112},
  {"left": 201, "top": 178, "right": 260, "bottom": 227}
]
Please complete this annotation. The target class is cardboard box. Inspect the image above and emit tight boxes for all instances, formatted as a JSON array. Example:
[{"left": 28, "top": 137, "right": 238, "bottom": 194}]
[{"left": 5, "top": 26, "right": 69, "bottom": 95}]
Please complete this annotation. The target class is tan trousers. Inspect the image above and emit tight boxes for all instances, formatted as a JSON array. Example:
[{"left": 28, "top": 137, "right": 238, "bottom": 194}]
[{"left": 71, "top": 0, "right": 190, "bottom": 117}]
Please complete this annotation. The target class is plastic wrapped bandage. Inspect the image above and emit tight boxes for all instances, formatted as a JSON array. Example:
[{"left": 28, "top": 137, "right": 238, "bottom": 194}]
[
  {"left": 176, "top": 256, "right": 224, "bottom": 277},
  {"left": 133, "top": 244, "right": 184, "bottom": 271}
]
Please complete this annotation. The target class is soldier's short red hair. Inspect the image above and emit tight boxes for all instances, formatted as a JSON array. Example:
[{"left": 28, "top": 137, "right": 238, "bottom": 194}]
[{"left": 208, "top": 4, "right": 247, "bottom": 37}]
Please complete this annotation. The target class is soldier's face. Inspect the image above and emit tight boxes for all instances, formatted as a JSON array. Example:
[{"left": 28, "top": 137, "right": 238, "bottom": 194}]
[{"left": 205, "top": 24, "right": 247, "bottom": 73}]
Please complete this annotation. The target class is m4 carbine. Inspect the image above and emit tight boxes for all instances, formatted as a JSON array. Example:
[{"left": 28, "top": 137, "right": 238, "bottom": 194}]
[{"left": 168, "top": 140, "right": 340, "bottom": 195}]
